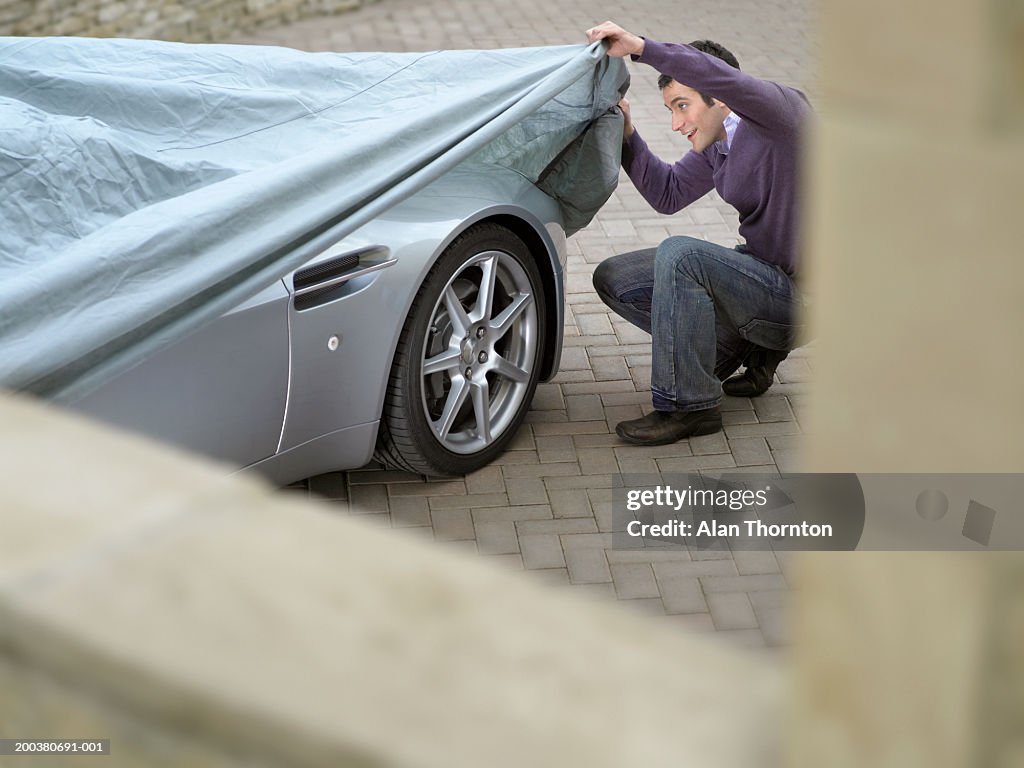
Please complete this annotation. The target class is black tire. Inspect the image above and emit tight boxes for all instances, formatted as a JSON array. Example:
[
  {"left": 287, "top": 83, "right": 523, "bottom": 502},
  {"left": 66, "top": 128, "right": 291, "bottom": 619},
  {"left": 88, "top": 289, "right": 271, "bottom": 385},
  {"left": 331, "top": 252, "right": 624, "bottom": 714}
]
[{"left": 375, "top": 223, "right": 547, "bottom": 476}]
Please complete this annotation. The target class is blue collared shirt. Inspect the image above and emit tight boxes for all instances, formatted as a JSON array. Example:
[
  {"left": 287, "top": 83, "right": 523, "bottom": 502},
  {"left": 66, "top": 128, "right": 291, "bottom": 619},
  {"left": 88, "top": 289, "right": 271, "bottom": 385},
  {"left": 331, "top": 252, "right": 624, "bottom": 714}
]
[{"left": 717, "top": 111, "right": 741, "bottom": 154}]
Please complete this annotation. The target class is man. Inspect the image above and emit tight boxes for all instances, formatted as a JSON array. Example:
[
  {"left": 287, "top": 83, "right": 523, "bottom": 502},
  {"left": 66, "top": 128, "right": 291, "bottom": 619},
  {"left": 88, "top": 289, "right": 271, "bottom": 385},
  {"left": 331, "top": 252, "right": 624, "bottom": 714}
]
[{"left": 585, "top": 21, "right": 811, "bottom": 445}]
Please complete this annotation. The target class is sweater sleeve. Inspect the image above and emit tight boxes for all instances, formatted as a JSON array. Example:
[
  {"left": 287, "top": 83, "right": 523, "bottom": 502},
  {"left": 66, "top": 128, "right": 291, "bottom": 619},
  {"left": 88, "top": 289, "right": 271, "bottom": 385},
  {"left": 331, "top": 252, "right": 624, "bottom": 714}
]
[
  {"left": 637, "top": 39, "right": 810, "bottom": 134},
  {"left": 622, "top": 129, "right": 714, "bottom": 215}
]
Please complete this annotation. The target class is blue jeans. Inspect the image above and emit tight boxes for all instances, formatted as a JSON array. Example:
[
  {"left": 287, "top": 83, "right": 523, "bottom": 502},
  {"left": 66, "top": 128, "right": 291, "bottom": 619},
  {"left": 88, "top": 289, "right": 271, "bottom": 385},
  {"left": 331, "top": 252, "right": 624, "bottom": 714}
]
[{"left": 592, "top": 236, "right": 804, "bottom": 412}]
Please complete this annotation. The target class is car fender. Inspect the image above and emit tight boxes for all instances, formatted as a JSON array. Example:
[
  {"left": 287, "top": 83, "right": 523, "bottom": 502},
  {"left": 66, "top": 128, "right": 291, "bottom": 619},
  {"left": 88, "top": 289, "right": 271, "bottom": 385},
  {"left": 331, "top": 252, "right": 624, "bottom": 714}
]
[{"left": 276, "top": 174, "right": 567, "bottom": 459}]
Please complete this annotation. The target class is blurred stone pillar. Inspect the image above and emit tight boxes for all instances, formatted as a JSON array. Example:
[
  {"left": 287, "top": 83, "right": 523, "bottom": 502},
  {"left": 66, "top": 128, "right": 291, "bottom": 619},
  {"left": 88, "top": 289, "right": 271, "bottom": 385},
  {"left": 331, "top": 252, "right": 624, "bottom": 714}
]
[{"left": 795, "top": 0, "right": 1024, "bottom": 765}]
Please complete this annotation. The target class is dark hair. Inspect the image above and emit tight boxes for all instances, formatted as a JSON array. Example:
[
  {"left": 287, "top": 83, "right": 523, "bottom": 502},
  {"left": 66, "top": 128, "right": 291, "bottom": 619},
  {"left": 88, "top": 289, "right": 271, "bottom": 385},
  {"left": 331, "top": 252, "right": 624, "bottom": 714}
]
[{"left": 657, "top": 40, "right": 740, "bottom": 106}]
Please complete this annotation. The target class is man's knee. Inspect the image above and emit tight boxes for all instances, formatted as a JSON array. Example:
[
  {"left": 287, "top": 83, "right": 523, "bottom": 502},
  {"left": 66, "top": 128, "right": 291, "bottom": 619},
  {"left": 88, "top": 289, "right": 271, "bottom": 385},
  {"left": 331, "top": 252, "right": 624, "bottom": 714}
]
[
  {"left": 592, "top": 258, "right": 615, "bottom": 299},
  {"left": 655, "top": 236, "right": 711, "bottom": 283}
]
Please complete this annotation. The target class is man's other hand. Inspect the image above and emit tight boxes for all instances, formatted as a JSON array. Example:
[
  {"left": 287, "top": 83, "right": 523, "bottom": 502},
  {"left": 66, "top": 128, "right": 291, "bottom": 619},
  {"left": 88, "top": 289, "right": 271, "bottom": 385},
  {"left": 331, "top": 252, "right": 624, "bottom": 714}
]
[
  {"left": 586, "top": 21, "right": 645, "bottom": 58},
  {"left": 618, "top": 98, "right": 634, "bottom": 140}
]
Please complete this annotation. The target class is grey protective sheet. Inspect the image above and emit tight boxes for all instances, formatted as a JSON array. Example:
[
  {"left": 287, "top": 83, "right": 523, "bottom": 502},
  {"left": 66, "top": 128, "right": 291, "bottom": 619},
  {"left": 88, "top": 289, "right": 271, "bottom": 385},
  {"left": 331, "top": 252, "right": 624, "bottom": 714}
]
[{"left": 0, "top": 37, "right": 626, "bottom": 400}]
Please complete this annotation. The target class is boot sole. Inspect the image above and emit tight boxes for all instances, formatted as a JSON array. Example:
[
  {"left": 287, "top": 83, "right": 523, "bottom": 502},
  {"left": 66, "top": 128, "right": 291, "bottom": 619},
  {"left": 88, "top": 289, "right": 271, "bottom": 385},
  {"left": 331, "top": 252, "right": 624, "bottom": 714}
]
[
  {"left": 614, "top": 416, "right": 723, "bottom": 446},
  {"left": 721, "top": 383, "right": 772, "bottom": 398}
]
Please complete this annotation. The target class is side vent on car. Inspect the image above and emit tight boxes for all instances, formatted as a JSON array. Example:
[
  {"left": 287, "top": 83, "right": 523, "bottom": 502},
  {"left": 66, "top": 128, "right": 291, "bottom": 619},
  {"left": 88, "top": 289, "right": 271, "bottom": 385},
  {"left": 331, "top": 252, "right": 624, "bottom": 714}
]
[{"left": 292, "top": 245, "right": 395, "bottom": 311}]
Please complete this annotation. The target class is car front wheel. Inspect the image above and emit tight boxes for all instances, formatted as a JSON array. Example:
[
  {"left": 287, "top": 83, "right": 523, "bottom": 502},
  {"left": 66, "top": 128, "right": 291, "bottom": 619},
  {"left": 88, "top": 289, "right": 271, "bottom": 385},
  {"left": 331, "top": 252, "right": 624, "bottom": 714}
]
[{"left": 375, "top": 223, "right": 546, "bottom": 476}]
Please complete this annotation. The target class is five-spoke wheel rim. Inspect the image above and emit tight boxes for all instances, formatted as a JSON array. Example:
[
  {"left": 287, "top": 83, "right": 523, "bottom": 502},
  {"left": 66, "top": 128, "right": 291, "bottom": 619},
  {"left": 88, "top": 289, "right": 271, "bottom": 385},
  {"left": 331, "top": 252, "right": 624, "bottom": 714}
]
[{"left": 420, "top": 250, "right": 538, "bottom": 455}]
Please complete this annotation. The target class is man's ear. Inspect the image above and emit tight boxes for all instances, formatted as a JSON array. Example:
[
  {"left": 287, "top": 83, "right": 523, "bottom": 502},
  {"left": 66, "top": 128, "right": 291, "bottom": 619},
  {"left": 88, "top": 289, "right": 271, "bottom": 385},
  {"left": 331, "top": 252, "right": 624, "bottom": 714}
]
[{"left": 715, "top": 99, "right": 731, "bottom": 113}]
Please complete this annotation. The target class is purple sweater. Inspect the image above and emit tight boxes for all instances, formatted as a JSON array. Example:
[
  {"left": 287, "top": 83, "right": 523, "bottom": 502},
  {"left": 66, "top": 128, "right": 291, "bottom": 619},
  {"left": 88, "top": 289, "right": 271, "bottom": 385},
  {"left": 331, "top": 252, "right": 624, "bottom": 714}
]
[{"left": 624, "top": 40, "right": 811, "bottom": 276}]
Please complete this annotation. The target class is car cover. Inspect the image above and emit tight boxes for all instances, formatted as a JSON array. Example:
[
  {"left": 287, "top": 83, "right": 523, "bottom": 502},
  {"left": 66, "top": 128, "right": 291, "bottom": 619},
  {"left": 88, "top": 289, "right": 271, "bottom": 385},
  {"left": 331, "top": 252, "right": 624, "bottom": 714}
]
[{"left": 0, "top": 37, "right": 626, "bottom": 401}]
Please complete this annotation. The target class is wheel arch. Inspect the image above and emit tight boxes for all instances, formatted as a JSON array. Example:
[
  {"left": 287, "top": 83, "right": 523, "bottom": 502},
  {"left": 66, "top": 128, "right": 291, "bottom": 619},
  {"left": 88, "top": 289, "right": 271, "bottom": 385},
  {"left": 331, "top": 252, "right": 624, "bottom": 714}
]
[{"left": 473, "top": 212, "right": 564, "bottom": 382}]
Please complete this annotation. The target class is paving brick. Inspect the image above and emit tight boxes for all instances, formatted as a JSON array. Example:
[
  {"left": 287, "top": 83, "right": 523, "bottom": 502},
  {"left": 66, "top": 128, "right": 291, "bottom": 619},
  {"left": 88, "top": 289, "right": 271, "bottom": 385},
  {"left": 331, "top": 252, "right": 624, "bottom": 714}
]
[
  {"left": 387, "top": 479, "right": 467, "bottom": 497},
  {"left": 754, "top": 605, "right": 788, "bottom": 647},
  {"left": 720, "top": 395, "right": 754, "bottom": 411},
  {"left": 614, "top": 323, "right": 651, "bottom": 345},
  {"left": 524, "top": 410, "right": 569, "bottom": 424},
  {"left": 576, "top": 312, "right": 614, "bottom": 337},
  {"left": 727, "top": 437, "right": 773, "bottom": 466},
  {"left": 348, "top": 483, "right": 388, "bottom": 513},
  {"left": 655, "top": 455, "right": 737, "bottom": 472},
  {"left": 547, "top": 488, "right": 593, "bottom": 518},
  {"left": 428, "top": 492, "right": 510, "bottom": 510},
  {"left": 558, "top": 346, "right": 590, "bottom": 370},
  {"left": 586, "top": 343, "right": 650, "bottom": 358},
  {"left": 629, "top": 365, "right": 652, "bottom": 391},
  {"left": 687, "top": 431, "right": 730, "bottom": 455},
  {"left": 766, "top": 434, "right": 803, "bottom": 451},
  {"left": 731, "top": 549, "right": 782, "bottom": 575},
  {"left": 562, "top": 380, "right": 638, "bottom": 396},
  {"left": 752, "top": 396, "right": 796, "bottom": 423},
  {"left": 613, "top": 442, "right": 694, "bottom": 460},
  {"left": 723, "top": 421, "right": 802, "bottom": 439},
  {"left": 564, "top": 334, "right": 616, "bottom": 348},
  {"left": 530, "top": 382, "right": 565, "bottom": 411},
  {"left": 652, "top": 559, "right": 737, "bottom": 579},
  {"left": 599, "top": 391, "right": 650, "bottom": 407},
  {"left": 589, "top": 498, "right": 615, "bottom": 533},
  {"left": 591, "top": 355, "right": 630, "bottom": 381},
  {"left": 654, "top": 573, "right": 707, "bottom": 615},
  {"left": 602, "top": 404, "right": 643, "bottom": 432},
  {"left": 345, "top": 469, "right": 422, "bottom": 485},
  {"left": 464, "top": 465, "right": 505, "bottom": 495},
  {"left": 565, "top": 547, "right": 612, "bottom": 584},
  {"left": 516, "top": 518, "right": 598, "bottom": 536},
  {"left": 565, "top": 393, "right": 604, "bottom": 421},
  {"left": 430, "top": 508, "right": 475, "bottom": 542},
  {"left": 543, "top": 474, "right": 614, "bottom": 491},
  {"left": 624, "top": 353, "right": 652, "bottom": 368},
  {"left": 688, "top": 542, "right": 736, "bottom": 560},
  {"left": 606, "top": 548, "right": 692, "bottom": 564},
  {"left": 550, "top": 369, "right": 593, "bottom": 384},
  {"left": 706, "top": 593, "right": 759, "bottom": 630},
  {"left": 502, "top": 461, "right": 580, "bottom": 479},
  {"left": 474, "top": 520, "right": 520, "bottom": 555},
  {"left": 560, "top": 533, "right": 615, "bottom": 551},
  {"left": 472, "top": 504, "right": 552, "bottom": 524},
  {"left": 388, "top": 496, "right": 431, "bottom": 528},
  {"left": 749, "top": 590, "right": 789, "bottom": 612},
  {"left": 576, "top": 447, "right": 620, "bottom": 476},
  {"left": 526, "top": 567, "right": 570, "bottom": 586},
  {"left": 491, "top": 450, "right": 541, "bottom": 466},
  {"left": 536, "top": 434, "right": 577, "bottom": 464},
  {"left": 530, "top": 421, "right": 608, "bottom": 436},
  {"left": 615, "top": 456, "right": 661, "bottom": 474},
  {"left": 699, "top": 574, "right": 789, "bottom": 593},
  {"left": 722, "top": 409, "right": 759, "bottom": 426},
  {"left": 519, "top": 533, "right": 566, "bottom": 570},
  {"left": 610, "top": 563, "right": 661, "bottom": 599},
  {"left": 503, "top": 478, "right": 550, "bottom": 506},
  {"left": 771, "top": 448, "right": 803, "bottom": 473}
]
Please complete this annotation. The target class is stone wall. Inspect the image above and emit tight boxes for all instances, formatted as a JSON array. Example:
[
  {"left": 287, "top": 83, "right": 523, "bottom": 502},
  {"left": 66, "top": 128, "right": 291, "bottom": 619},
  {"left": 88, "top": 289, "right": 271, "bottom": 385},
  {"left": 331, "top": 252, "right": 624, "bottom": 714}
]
[
  {"left": 0, "top": 0, "right": 372, "bottom": 43},
  {"left": 0, "top": 392, "right": 781, "bottom": 768}
]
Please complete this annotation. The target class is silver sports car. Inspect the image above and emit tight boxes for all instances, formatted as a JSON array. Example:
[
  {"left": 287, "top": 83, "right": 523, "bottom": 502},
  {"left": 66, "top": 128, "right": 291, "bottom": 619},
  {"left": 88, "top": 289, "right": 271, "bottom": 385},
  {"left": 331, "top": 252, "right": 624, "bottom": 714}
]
[
  {"left": 68, "top": 163, "right": 592, "bottom": 483},
  {"left": 2, "top": 38, "right": 627, "bottom": 482}
]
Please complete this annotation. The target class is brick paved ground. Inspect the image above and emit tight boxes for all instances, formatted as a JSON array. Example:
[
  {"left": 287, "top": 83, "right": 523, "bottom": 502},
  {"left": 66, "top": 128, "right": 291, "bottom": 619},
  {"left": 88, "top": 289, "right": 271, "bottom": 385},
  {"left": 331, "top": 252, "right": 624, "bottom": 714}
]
[{"left": 233, "top": 0, "right": 817, "bottom": 650}]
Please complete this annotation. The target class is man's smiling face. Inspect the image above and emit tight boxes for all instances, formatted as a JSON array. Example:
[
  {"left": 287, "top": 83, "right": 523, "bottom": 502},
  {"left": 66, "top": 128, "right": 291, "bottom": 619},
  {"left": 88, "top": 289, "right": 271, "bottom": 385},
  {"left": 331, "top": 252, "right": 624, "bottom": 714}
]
[{"left": 662, "top": 80, "right": 731, "bottom": 153}]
